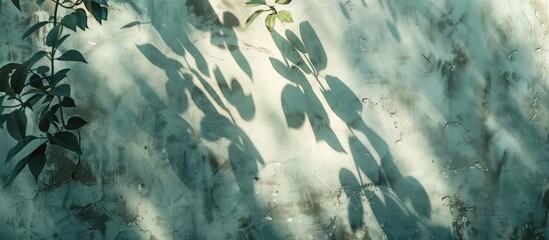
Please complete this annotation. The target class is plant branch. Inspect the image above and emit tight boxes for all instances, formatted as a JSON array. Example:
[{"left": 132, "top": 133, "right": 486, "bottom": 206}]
[
  {"left": 2, "top": 104, "right": 22, "bottom": 108},
  {"left": 51, "top": 0, "right": 60, "bottom": 77},
  {"left": 50, "top": 0, "right": 66, "bottom": 127},
  {"left": 269, "top": 5, "right": 278, "bottom": 14},
  {"left": 58, "top": 104, "right": 65, "bottom": 126},
  {"left": 50, "top": 0, "right": 83, "bottom": 9}
]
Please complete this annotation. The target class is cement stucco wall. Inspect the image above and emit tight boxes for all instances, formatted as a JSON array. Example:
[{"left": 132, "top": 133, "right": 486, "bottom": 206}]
[{"left": 1, "top": 0, "right": 549, "bottom": 239}]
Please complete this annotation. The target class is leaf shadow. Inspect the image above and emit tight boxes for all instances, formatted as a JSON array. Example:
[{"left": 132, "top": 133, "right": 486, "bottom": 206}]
[
  {"left": 128, "top": 1, "right": 282, "bottom": 238},
  {"left": 270, "top": 20, "right": 449, "bottom": 238}
]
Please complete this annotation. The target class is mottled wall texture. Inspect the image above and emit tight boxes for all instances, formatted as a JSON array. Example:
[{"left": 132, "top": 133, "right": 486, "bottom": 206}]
[{"left": 1, "top": 0, "right": 549, "bottom": 239}]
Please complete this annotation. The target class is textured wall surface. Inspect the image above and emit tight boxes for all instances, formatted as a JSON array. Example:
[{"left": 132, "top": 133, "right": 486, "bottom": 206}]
[{"left": 1, "top": 0, "right": 549, "bottom": 239}]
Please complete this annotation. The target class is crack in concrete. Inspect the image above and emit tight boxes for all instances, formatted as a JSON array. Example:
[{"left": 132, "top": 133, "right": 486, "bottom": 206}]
[
  {"left": 444, "top": 121, "right": 476, "bottom": 146},
  {"left": 361, "top": 90, "right": 398, "bottom": 116},
  {"left": 203, "top": 51, "right": 226, "bottom": 61},
  {"left": 242, "top": 42, "right": 274, "bottom": 56},
  {"left": 528, "top": 86, "right": 539, "bottom": 124}
]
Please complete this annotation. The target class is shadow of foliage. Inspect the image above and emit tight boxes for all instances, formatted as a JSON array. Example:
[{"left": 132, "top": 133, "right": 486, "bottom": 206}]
[
  {"left": 186, "top": 0, "right": 252, "bottom": 79},
  {"left": 342, "top": 0, "right": 549, "bottom": 238},
  {"left": 269, "top": 20, "right": 451, "bottom": 238},
  {"left": 128, "top": 1, "right": 281, "bottom": 239},
  {"left": 213, "top": 67, "right": 255, "bottom": 121}
]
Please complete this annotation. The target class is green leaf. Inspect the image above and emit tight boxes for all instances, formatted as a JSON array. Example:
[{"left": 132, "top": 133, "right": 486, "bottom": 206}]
[
  {"left": 5, "top": 136, "right": 37, "bottom": 163},
  {"left": 27, "top": 143, "right": 47, "bottom": 182},
  {"left": 66, "top": 116, "right": 87, "bottom": 130},
  {"left": 61, "top": 14, "right": 78, "bottom": 31},
  {"left": 36, "top": 66, "right": 50, "bottom": 74},
  {"left": 46, "top": 25, "right": 62, "bottom": 47},
  {"left": 101, "top": 6, "right": 108, "bottom": 20},
  {"left": 54, "top": 34, "right": 71, "bottom": 49},
  {"left": 91, "top": 1, "right": 103, "bottom": 23},
  {"left": 11, "top": 0, "right": 21, "bottom": 11},
  {"left": 245, "top": 0, "right": 267, "bottom": 7},
  {"left": 0, "top": 114, "right": 8, "bottom": 129},
  {"left": 24, "top": 51, "right": 48, "bottom": 68},
  {"left": 11, "top": 65, "right": 29, "bottom": 94},
  {"left": 84, "top": 0, "right": 93, "bottom": 13},
  {"left": 285, "top": 30, "right": 307, "bottom": 53},
  {"left": 4, "top": 156, "right": 29, "bottom": 187},
  {"left": 45, "top": 104, "right": 60, "bottom": 118},
  {"left": 38, "top": 116, "right": 50, "bottom": 132},
  {"left": 6, "top": 110, "right": 27, "bottom": 141},
  {"left": 48, "top": 131, "right": 81, "bottom": 154},
  {"left": 29, "top": 74, "right": 44, "bottom": 89},
  {"left": 60, "top": 97, "right": 76, "bottom": 107},
  {"left": 0, "top": 63, "right": 20, "bottom": 92},
  {"left": 275, "top": 10, "right": 293, "bottom": 23},
  {"left": 245, "top": 10, "right": 267, "bottom": 29},
  {"left": 40, "top": 104, "right": 58, "bottom": 126},
  {"left": 50, "top": 68, "right": 70, "bottom": 86},
  {"left": 22, "top": 21, "right": 49, "bottom": 39},
  {"left": 49, "top": 84, "right": 71, "bottom": 97},
  {"left": 276, "top": 0, "right": 291, "bottom": 4},
  {"left": 75, "top": 9, "right": 88, "bottom": 30},
  {"left": 265, "top": 13, "right": 276, "bottom": 32},
  {"left": 56, "top": 50, "right": 87, "bottom": 63}
]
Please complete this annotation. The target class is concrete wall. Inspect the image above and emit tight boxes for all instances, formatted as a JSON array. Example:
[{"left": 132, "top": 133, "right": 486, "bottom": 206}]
[{"left": 1, "top": 0, "right": 549, "bottom": 239}]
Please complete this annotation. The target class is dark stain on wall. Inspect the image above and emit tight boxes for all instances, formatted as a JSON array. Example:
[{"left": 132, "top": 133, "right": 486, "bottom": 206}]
[{"left": 71, "top": 203, "right": 109, "bottom": 237}]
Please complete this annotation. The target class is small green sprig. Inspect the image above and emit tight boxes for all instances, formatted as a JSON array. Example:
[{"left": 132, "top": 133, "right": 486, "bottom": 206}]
[{"left": 245, "top": 0, "right": 293, "bottom": 32}]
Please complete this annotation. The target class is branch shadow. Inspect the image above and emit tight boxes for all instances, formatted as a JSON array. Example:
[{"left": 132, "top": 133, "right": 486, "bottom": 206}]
[
  {"left": 186, "top": 0, "right": 253, "bottom": 80},
  {"left": 124, "top": 1, "right": 279, "bottom": 239},
  {"left": 270, "top": 20, "right": 451, "bottom": 238},
  {"left": 134, "top": 40, "right": 276, "bottom": 240},
  {"left": 108, "top": 0, "right": 280, "bottom": 239},
  {"left": 344, "top": 0, "right": 549, "bottom": 238}
]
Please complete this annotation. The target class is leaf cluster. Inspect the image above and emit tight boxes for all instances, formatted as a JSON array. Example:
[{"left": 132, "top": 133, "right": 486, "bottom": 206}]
[
  {"left": 0, "top": 0, "right": 108, "bottom": 187},
  {"left": 245, "top": 0, "right": 293, "bottom": 32}
]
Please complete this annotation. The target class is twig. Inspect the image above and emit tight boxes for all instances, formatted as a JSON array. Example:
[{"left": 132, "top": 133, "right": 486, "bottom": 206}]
[{"left": 421, "top": 53, "right": 431, "bottom": 63}]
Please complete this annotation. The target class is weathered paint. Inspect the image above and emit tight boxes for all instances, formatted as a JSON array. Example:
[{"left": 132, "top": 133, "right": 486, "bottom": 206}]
[{"left": 1, "top": 0, "right": 549, "bottom": 239}]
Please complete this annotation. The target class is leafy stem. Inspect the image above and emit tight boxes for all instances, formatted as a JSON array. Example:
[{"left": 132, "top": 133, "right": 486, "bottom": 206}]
[
  {"left": 0, "top": 0, "right": 107, "bottom": 187},
  {"left": 58, "top": 97, "right": 65, "bottom": 126},
  {"left": 51, "top": 0, "right": 60, "bottom": 76},
  {"left": 245, "top": 0, "right": 293, "bottom": 32},
  {"left": 52, "top": 0, "right": 66, "bottom": 127},
  {"left": 269, "top": 5, "right": 278, "bottom": 14},
  {"left": 54, "top": 0, "right": 84, "bottom": 9},
  {"left": 2, "top": 104, "right": 22, "bottom": 109}
]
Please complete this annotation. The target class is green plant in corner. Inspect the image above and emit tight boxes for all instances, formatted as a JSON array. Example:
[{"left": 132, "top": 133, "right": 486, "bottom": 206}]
[
  {"left": 0, "top": 0, "right": 109, "bottom": 187},
  {"left": 245, "top": 0, "right": 293, "bottom": 32}
]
